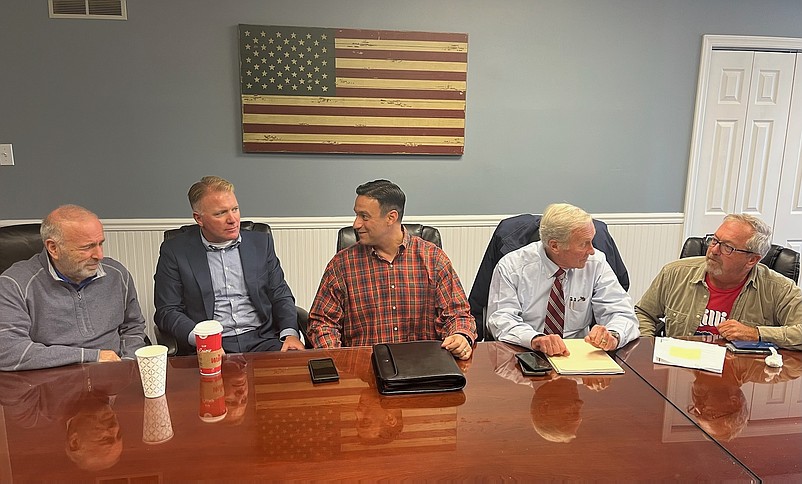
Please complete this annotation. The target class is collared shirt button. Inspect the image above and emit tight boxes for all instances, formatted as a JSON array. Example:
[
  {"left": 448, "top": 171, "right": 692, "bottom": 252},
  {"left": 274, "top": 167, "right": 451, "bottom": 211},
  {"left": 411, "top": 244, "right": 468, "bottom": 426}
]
[
  {"left": 392, "top": 306, "right": 396, "bottom": 310},
  {"left": 391, "top": 284, "right": 395, "bottom": 289},
  {"left": 393, "top": 326, "right": 398, "bottom": 331}
]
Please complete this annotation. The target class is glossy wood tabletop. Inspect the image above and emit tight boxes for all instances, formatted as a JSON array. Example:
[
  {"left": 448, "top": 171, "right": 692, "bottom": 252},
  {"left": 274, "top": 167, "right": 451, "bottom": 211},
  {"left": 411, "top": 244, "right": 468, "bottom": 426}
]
[
  {"left": 616, "top": 337, "right": 801, "bottom": 483},
  {"left": 0, "top": 342, "right": 757, "bottom": 482}
]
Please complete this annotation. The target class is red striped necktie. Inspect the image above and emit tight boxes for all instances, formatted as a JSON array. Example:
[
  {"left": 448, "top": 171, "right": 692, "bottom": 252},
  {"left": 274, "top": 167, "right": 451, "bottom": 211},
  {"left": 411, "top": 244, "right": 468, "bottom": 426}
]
[{"left": 544, "top": 268, "right": 566, "bottom": 336}]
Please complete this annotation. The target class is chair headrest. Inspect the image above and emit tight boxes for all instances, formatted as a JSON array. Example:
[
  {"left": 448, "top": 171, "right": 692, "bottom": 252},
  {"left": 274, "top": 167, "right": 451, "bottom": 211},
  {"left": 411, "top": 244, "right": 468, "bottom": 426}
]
[
  {"left": 0, "top": 224, "right": 44, "bottom": 274},
  {"left": 336, "top": 224, "right": 442, "bottom": 252}
]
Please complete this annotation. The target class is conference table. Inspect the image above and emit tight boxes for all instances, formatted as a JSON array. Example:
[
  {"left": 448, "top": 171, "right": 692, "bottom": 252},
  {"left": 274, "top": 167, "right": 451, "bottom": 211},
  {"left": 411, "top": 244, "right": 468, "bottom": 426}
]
[
  {"left": 616, "top": 337, "right": 802, "bottom": 483},
  {"left": 0, "top": 339, "right": 795, "bottom": 481}
]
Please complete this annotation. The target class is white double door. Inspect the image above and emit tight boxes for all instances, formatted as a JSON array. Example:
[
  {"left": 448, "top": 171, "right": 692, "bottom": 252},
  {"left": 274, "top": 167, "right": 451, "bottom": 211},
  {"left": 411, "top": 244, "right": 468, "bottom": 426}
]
[{"left": 685, "top": 37, "right": 802, "bottom": 260}]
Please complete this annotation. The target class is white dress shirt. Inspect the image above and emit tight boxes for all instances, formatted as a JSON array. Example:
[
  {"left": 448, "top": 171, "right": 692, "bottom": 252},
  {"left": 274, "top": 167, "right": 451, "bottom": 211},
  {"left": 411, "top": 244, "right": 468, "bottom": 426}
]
[{"left": 487, "top": 241, "right": 638, "bottom": 349}]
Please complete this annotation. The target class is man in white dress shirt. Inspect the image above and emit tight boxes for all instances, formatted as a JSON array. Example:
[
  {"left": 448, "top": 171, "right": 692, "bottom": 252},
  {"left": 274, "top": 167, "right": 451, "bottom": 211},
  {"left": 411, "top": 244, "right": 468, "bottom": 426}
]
[{"left": 487, "top": 203, "right": 639, "bottom": 356}]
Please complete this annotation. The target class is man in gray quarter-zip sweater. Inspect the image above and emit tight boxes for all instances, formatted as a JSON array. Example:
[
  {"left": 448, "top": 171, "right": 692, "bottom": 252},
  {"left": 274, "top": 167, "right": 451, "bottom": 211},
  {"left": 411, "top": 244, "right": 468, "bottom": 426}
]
[{"left": 0, "top": 205, "right": 147, "bottom": 371}]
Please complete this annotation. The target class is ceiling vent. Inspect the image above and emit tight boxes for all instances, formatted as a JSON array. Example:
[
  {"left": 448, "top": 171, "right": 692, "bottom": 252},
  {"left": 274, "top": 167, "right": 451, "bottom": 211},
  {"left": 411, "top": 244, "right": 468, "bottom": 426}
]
[{"left": 49, "top": 0, "right": 127, "bottom": 20}]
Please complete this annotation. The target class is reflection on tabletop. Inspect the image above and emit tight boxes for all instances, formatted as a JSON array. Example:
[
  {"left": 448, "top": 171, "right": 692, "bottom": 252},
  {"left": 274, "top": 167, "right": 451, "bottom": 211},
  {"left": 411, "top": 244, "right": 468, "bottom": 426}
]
[
  {"left": 222, "top": 355, "right": 249, "bottom": 425},
  {"left": 196, "top": 354, "right": 249, "bottom": 424},
  {"left": 0, "top": 362, "right": 134, "bottom": 472},
  {"left": 486, "top": 342, "right": 621, "bottom": 443},
  {"left": 688, "top": 351, "right": 801, "bottom": 441},
  {"left": 141, "top": 395, "right": 173, "bottom": 444},
  {"left": 254, "top": 348, "right": 464, "bottom": 461}
]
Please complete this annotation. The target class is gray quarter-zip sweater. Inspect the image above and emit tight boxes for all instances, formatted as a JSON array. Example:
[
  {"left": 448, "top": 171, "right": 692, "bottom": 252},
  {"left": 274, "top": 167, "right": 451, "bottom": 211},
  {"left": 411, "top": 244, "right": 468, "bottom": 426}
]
[{"left": 0, "top": 250, "right": 147, "bottom": 371}]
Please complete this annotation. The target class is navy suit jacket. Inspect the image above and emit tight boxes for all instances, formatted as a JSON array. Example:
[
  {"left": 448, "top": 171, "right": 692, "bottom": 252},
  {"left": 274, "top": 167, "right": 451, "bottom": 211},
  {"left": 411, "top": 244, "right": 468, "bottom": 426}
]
[
  {"left": 469, "top": 214, "right": 630, "bottom": 340},
  {"left": 154, "top": 226, "right": 297, "bottom": 354}
]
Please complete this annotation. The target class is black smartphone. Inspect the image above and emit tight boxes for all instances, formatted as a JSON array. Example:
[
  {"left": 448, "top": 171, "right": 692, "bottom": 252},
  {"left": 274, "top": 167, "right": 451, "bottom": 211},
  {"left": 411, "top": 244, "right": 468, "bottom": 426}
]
[
  {"left": 515, "top": 351, "right": 552, "bottom": 376},
  {"left": 308, "top": 358, "right": 340, "bottom": 384}
]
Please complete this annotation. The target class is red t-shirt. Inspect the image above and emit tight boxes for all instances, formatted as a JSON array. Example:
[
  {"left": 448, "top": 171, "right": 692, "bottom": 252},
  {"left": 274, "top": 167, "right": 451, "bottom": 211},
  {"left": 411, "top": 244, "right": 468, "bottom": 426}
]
[{"left": 695, "top": 275, "right": 745, "bottom": 335}]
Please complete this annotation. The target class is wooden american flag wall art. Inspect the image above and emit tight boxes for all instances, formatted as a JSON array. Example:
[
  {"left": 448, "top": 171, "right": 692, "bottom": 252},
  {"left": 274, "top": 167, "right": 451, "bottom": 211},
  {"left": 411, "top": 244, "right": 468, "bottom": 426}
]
[{"left": 238, "top": 25, "right": 468, "bottom": 155}]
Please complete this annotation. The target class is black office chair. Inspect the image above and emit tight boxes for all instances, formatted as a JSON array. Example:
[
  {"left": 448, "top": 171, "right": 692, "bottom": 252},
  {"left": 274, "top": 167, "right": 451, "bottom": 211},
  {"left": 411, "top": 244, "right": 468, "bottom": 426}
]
[
  {"left": 680, "top": 236, "right": 800, "bottom": 283},
  {"left": 157, "top": 221, "right": 312, "bottom": 355},
  {"left": 0, "top": 223, "right": 44, "bottom": 274},
  {"left": 336, "top": 223, "right": 442, "bottom": 252}
]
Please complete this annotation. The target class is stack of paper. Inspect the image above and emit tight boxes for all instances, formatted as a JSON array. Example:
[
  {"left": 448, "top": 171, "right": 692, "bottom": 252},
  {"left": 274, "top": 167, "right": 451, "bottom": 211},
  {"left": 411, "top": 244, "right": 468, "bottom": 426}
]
[
  {"left": 652, "top": 337, "right": 726, "bottom": 373},
  {"left": 545, "top": 339, "right": 625, "bottom": 375}
]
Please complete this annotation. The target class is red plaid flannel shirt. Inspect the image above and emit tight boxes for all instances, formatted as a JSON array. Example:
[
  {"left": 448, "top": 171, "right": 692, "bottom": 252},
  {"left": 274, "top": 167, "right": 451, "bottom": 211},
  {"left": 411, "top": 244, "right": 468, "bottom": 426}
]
[{"left": 308, "top": 231, "right": 476, "bottom": 348}]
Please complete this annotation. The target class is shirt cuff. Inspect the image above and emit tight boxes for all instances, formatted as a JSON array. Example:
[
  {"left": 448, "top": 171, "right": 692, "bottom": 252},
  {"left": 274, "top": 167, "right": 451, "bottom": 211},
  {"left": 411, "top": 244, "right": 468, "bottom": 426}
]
[{"left": 280, "top": 328, "right": 300, "bottom": 341}]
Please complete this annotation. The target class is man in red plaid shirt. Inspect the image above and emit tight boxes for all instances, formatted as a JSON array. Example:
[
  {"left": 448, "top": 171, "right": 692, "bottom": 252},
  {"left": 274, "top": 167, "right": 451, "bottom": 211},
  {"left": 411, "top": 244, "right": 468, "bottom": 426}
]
[{"left": 308, "top": 180, "right": 476, "bottom": 360}]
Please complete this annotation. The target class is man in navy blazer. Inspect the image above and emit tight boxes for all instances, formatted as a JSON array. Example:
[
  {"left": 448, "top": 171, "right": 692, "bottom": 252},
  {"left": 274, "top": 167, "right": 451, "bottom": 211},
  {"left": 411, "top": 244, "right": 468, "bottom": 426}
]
[{"left": 154, "top": 176, "right": 304, "bottom": 355}]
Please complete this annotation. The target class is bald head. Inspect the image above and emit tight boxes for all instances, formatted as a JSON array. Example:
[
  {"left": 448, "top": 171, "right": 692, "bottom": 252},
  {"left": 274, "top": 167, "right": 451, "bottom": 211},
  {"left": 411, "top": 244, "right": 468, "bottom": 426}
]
[
  {"left": 41, "top": 205, "right": 100, "bottom": 243},
  {"left": 42, "top": 205, "right": 105, "bottom": 284}
]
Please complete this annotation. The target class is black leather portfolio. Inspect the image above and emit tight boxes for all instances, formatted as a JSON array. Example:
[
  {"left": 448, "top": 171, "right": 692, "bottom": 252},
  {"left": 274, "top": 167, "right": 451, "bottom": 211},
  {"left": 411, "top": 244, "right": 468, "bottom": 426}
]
[{"left": 371, "top": 341, "right": 467, "bottom": 395}]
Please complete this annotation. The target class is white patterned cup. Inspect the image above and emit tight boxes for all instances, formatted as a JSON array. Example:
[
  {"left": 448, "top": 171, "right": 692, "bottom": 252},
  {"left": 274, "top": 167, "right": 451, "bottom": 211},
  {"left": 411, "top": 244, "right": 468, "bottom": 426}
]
[
  {"left": 142, "top": 395, "right": 174, "bottom": 444},
  {"left": 135, "top": 345, "right": 168, "bottom": 398}
]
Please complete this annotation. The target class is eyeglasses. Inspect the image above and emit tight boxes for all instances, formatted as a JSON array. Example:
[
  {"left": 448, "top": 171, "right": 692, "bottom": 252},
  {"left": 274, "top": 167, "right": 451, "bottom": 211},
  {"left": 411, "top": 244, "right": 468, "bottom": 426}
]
[
  {"left": 704, "top": 235, "right": 754, "bottom": 256},
  {"left": 687, "top": 403, "right": 730, "bottom": 421}
]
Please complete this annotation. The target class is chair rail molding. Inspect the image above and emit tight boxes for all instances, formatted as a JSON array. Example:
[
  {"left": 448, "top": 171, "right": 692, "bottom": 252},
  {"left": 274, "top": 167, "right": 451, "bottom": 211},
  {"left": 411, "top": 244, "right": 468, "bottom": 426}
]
[{"left": 1, "top": 212, "right": 685, "bottom": 231}]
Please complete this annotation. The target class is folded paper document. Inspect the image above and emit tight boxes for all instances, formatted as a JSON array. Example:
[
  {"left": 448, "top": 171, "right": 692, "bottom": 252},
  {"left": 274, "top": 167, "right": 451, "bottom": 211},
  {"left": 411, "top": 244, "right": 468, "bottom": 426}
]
[
  {"left": 545, "top": 339, "right": 624, "bottom": 375},
  {"left": 653, "top": 337, "right": 726, "bottom": 373}
]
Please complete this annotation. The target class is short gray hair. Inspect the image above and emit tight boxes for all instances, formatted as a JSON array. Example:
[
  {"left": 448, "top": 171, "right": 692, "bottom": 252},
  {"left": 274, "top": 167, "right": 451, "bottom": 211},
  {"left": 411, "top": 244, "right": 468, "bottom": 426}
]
[
  {"left": 724, "top": 214, "right": 772, "bottom": 257},
  {"left": 40, "top": 205, "right": 98, "bottom": 243},
  {"left": 540, "top": 203, "right": 592, "bottom": 246}
]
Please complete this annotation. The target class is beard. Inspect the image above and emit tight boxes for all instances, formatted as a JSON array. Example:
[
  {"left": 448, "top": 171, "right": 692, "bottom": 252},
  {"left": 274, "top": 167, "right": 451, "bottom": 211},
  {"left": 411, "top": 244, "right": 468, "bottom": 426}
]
[{"left": 705, "top": 257, "right": 723, "bottom": 277}]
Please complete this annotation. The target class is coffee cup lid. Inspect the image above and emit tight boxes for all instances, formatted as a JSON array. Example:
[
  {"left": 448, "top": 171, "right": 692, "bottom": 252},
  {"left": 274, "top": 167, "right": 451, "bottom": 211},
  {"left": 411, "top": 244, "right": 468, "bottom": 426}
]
[{"left": 194, "top": 320, "right": 223, "bottom": 336}]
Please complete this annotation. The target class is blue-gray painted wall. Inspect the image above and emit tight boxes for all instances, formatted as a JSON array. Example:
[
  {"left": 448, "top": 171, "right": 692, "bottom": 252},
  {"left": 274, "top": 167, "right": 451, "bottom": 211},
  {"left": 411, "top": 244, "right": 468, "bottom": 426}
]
[{"left": 2, "top": 0, "right": 801, "bottom": 219}]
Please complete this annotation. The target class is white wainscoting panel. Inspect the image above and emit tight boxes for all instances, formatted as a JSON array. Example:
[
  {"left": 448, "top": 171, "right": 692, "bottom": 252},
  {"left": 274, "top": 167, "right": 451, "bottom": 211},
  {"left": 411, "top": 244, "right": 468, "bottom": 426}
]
[
  {"left": 3, "top": 214, "right": 685, "bottom": 341},
  {"left": 606, "top": 222, "right": 685, "bottom": 302},
  {"left": 102, "top": 229, "right": 164, "bottom": 343},
  {"left": 270, "top": 226, "right": 342, "bottom": 311}
]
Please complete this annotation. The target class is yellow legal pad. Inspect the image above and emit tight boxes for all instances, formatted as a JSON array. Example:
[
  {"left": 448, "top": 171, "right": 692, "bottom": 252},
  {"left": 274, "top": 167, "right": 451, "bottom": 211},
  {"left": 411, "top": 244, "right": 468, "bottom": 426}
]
[{"left": 545, "top": 339, "right": 625, "bottom": 375}]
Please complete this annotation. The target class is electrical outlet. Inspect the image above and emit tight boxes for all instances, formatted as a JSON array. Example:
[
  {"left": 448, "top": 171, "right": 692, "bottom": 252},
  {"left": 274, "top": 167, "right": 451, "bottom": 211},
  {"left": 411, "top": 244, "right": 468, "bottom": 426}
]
[{"left": 0, "top": 144, "right": 14, "bottom": 166}]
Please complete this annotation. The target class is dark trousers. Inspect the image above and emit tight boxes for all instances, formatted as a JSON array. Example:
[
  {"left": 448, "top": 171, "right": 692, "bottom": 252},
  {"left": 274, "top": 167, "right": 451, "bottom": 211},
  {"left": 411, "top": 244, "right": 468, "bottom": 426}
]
[{"left": 222, "top": 330, "right": 282, "bottom": 353}]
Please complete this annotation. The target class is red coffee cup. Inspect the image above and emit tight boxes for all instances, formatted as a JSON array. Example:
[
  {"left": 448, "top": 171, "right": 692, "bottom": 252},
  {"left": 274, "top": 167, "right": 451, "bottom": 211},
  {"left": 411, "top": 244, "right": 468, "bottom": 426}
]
[
  {"left": 194, "top": 320, "right": 224, "bottom": 376},
  {"left": 199, "top": 374, "right": 227, "bottom": 423}
]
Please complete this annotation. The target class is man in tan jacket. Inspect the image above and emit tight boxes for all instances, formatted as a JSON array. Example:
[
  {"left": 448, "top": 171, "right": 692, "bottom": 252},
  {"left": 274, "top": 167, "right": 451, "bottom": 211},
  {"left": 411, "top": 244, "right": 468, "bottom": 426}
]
[{"left": 636, "top": 214, "right": 801, "bottom": 350}]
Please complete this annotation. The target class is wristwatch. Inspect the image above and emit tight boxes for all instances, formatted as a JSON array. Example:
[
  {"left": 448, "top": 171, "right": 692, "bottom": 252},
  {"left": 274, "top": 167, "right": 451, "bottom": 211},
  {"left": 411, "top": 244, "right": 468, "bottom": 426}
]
[{"left": 607, "top": 330, "right": 620, "bottom": 347}]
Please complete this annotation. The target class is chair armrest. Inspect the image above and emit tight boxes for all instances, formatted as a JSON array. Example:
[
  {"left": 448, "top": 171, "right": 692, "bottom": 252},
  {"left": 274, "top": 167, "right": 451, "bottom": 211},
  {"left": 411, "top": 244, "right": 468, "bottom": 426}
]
[
  {"left": 296, "top": 306, "right": 313, "bottom": 349},
  {"left": 154, "top": 326, "right": 178, "bottom": 357}
]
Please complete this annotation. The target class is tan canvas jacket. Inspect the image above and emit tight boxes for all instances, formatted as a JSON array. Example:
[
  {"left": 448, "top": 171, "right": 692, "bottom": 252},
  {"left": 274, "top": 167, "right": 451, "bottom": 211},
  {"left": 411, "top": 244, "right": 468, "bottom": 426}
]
[{"left": 636, "top": 257, "right": 802, "bottom": 350}]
